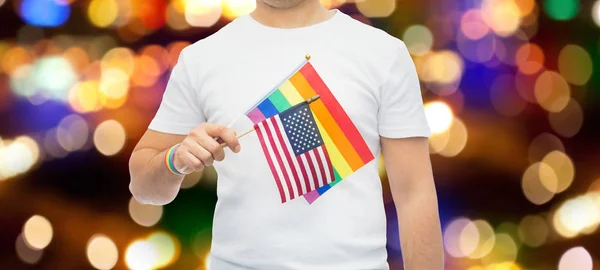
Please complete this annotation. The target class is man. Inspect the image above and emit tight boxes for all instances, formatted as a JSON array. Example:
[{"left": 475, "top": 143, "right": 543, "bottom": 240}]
[{"left": 128, "top": 0, "right": 444, "bottom": 268}]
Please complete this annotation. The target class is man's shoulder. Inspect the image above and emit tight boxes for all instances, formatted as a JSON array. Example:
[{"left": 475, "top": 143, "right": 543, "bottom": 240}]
[{"left": 180, "top": 17, "right": 248, "bottom": 57}]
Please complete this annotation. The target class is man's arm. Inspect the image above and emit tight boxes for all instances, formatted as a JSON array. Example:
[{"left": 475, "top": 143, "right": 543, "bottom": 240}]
[
  {"left": 128, "top": 130, "right": 186, "bottom": 206},
  {"left": 381, "top": 136, "right": 444, "bottom": 269},
  {"left": 129, "top": 124, "right": 240, "bottom": 206}
]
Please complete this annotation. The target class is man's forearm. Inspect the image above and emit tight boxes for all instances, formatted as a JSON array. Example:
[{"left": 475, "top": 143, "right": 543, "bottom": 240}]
[
  {"left": 128, "top": 147, "right": 185, "bottom": 205},
  {"left": 395, "top": 189, "right": 444, "bottom": 269}
]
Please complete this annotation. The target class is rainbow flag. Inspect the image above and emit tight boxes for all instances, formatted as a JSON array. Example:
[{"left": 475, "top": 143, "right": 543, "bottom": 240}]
[{"left": 245, "top": 60, "right": 374, "bottom": 204}]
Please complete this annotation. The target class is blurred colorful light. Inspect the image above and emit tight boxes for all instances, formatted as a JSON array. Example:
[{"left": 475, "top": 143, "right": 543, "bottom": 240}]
[
  {"left": 496, "top": 222, "right": 521, "bottom": 247},
  {"left": 558, "top": 246, "right": 593, "bottom": 270},
  {"left": 43, "top": 128, "right": 69, "bottom": 159},
  {"left": 481, "top": 233, "right": 518, "bottom": 266},
  {"left": 319, "top": 0, "right": 344, "bottom": 9},
  {"left": 403, "top": 25, "right": 434, "bottom": 56},
  {"left": 438, "top": 118, "right": 468, "bottom": 157},
  {"left": 88, "top": 0, "right": 119, "bottom": 28},
  {"left": 541, "top": 151, "right": 574, "bottom": 193},
  {"left": 424, "top": 101, "right": 454, "bottom": 134},
  {"left": 171, "top": 0, "right": 187, "bottom": 13},
  {"left": 135, "top": 0, "right": 167, "bottom": 30},
  {"left": 9, "top": 65, "right": 36, "bottom": 98},
  {"left": 515, "top": 43, "right": 544, "bottom": 75},
  {"left": 101, "top": 47, "right": 135, "bottom": 76},
  {"left": 185, "top": 0, "right": 223, "bottom": 27},
  {"left": 23, "top": 215, "right": 53, "bottom": 250},
  {"left": 0, "top": 41, "right": 9, "bottom": 64},
  {"left": 356, "top": 0, "right": 395, "bottom": 18},
  {"left": 0, "top": 136, "right": 39, "bottom": 179},
  {"left": 481, "top": 0, "right": 522, "bottom": 37},
  {"left": 2, "top": 46, "right": 32, "bottom": 75},
  {"left": 100, "top": 68, "right": 129, "bottom": 99},
  {"left": 31, "top": 56, "right": 78, "bottom": 101},
  {"left": 131, "top": 55, "right": 161, "bottom": 88},
  {"left": 113, "top": 0, "right": 133, "bottom": 27},
  {"left": 518, "top": 215, "right": 549, "bottom": 247},
  {"left": 125, "top": 240, "right": 157, "bottom": 270},
  {"left": 68, "top": 81, "right": 105, "bottom": 113},
  {"left": 557, "top": 44, "right": 593, "bottom": 86},
  {"left": 181, "top": 171, "right": 203, "bottom": 189},
  {"left": 128, "top": 197, "right": 163, "bottom": 227},
  {"left": 528, "top": 133, "right": 564, "bottom": 163},
  {"left": 443, "top": 217, "right": 472, "bottom": 257},
  {"left": 15, "top": 234, "right": 43, "bottom": 264},
  {"left": 522, "top": 162, "right": 557, "bottom": 205},
  {"left": 534, "top": 71, "right": 571, "bottom": 112},
  {"left": 456, "top": 32, "right": 496, "bottom": 63},
  {"left": 515, "top": 69, "right": 538, "bottom": 103},
  {"left": 555, "top": 195, "right": 600, "bottom": 237},
  {"left": 467, "top": 220, "right": 496, "bottom": 259},
  {"left": 17, "top": 135, "right": 40, "bottom": 162},
  {"left": 57, "top": 114, "right": 89, "bottom": 153},
  {"left": 222, "top": 0, "right": 256, "bottom": 20},
  {"left": 515, "top": 0, "right": 536, "bottom": 17},
  {"left": 421, "top": 50, "right": 464, "bottom": 84},
  {"left": 458, "top": 220, "right": 480, "bottom": 257},
  {"left": 140, "top": 45, "right": 170, "bottom": 76},
  {"left": 588, "top": 181, "right": 600, "bottom": 194},
  {"left": 19, "top": 0, "right": 71, "bottom": 27},
  {"left": 429, "top": 127, "right": 450, "bottom": 155},
  {"left": 86, "top": 234, "right": 119, "bottom": 270},
  {"left": 544, "top": 0, "right": 579, "bottom": 21},
  {"left": 485, "top": 262, "right": 522, "bottom": 270},
  {"left": 167, "top": 41, "right": 190, "bottom": 68},
  {"left": 93, "top": 120, "right": 126, "bottom": 156},
  {"left": 63, "top": 47, "right": 91, "bottom": 74},
  {"left": 204, "top": 252, "right": 212, "bottom": 268},
  {"left": 460, "top": 9, "right": 490, "bottom": 40},
  {"left": 593, "top": 0, "right": 600, "bottom": 27},
  {"left": 147, "top": 231, "right": 179, "bottom": 268},
  {"left": 166, "top": 2, "right": 191, "bottom": 30}
]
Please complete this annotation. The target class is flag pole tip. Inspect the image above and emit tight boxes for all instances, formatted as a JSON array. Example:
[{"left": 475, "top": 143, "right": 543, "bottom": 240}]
[
  {"left": 305, "top": 54, "right": 311, "bottom": 60},
  {"left": 307, "top": 95, "right": 320, "bottom": 104}
]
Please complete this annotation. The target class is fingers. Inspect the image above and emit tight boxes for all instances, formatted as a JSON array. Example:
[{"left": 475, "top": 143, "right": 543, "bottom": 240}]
[
  {"left": 174, "top": 144, "right": 205, "bottom": 172},
  {"left": 184, "top": 137, "right": 215, "bottom": 165},
  {"left": 175, "top": 123, "right": 240, "bottom": 174},
  {"left": 178, "top": 150, "right": 205, "bottom": 172},
  {"left": 217, "top": 127, "right": 240, "bottom": 153},
  {"left": 197, "top": 135, "right": 224, "bottom": 162},
  {"left": 201, "top": 123, "right": 240, "bottom": 153}
]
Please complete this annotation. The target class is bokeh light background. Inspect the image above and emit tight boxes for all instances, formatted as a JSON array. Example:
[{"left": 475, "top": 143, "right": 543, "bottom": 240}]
[{"left": 0, "top": 0, "right": 599, "bottom": 269}]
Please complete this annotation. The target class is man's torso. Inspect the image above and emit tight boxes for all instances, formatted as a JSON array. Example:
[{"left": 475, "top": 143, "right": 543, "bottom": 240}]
[{"left": 170, "top": 10, "right": 404, "bottom": 269}]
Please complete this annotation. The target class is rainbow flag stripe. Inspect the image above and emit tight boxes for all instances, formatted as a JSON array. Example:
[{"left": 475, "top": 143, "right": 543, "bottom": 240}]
[{"left": 246, "top": 61, "right": 374, "bottom": 203}]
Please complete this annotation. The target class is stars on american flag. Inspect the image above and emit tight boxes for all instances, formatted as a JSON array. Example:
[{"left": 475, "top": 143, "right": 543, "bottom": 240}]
[{"left": 282, "top": 106, "right": 323, "bottom": 155}]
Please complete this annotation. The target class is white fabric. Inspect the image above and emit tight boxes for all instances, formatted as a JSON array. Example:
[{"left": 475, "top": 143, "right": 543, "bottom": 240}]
[{"left": 148, "top": 9, "right": 431, "bottom": 270}]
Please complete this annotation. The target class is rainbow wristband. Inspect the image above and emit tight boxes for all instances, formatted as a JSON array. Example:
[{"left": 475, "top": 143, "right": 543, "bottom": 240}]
[{"left": 165, "top": 144, "right": 184, "bottom": 175}]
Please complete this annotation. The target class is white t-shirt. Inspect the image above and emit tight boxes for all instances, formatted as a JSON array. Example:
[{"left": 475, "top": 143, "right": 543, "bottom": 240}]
[{"left": 148, "top": 9, "right": 431, "bottom": 270}]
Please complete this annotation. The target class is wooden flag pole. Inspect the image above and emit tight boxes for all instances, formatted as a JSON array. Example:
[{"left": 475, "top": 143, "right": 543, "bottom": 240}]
[{"left": 220, "top": 94, "right": 321, "bottom": 148}]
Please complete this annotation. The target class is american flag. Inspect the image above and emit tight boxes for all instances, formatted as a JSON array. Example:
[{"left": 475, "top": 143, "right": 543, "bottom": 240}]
[{"left": 254, "top": 101, "right": 335, "bottom": 203}]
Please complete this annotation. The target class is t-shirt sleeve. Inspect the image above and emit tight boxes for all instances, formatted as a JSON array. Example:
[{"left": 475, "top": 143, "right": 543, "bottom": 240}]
[
  {"left": 148, "top": 47, "right": 206, "bottom": 135},
  {"left": 377, "top": 41, "right": 431, "bottom": 139}
]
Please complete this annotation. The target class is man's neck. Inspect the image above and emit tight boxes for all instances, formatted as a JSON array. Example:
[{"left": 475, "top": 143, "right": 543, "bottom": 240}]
[{"left": 250, "top": 0, "right": 334, "bottom": 29}]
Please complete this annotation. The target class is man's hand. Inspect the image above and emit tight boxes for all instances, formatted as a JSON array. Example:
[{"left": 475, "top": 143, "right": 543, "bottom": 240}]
[
  {"left": 128, "top": 123, "right": 241, "bottom": 205},
  {"left": 174, "top": 123, "right": 241, "bottom": 174}
]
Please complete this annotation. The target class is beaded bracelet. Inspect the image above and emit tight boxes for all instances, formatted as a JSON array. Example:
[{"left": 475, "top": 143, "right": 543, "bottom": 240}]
[{"left": 164, "top": 144, "right": 184, "bottom": 175}]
